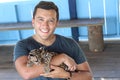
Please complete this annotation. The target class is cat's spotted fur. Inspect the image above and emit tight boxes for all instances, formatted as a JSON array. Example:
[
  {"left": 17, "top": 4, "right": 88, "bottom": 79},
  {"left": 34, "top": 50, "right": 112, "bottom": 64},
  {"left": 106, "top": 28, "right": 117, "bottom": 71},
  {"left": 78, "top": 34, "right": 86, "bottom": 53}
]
[{"left": 27, "top": 47, "right": 68, "bottom": 73}]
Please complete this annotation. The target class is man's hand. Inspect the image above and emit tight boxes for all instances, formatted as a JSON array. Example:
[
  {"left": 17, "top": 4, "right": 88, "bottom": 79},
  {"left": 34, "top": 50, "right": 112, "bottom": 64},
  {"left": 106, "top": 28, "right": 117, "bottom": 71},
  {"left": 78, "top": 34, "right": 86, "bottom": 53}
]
[
  {"left": 51, "top": 54, "right": 77, "bottom": 71},
  {"left": 63, "top": 54, "right": 77, "bottom": 71},
  {"left": 40, "top": 65, "right": 70, "bottom": 79}
]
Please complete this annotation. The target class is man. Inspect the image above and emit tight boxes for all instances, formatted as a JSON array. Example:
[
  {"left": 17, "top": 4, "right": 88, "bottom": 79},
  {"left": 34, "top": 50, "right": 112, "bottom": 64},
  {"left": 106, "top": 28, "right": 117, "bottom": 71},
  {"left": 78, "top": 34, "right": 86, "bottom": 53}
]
[{"left": 14, "top": 1, "right": 93, "bottom": 80}]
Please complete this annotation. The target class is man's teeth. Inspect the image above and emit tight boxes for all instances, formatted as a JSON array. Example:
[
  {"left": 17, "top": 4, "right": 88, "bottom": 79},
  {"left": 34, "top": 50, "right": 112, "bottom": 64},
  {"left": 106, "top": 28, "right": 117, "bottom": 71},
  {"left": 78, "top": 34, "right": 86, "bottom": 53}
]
[{"left": 41, "top": 29, "right": 48, "bottom": 33}]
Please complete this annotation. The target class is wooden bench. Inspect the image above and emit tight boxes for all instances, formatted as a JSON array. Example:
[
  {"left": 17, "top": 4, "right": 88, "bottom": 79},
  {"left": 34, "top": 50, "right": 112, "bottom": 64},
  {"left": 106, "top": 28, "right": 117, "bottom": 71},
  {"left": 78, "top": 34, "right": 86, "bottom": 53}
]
[{"left": 0, "top": 18, "right": 104, "bottom": 52}]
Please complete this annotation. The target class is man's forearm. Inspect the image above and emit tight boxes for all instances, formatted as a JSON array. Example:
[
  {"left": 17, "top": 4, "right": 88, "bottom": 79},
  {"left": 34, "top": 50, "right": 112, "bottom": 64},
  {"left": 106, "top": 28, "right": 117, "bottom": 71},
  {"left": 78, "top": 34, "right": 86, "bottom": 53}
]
[
  {"left": 70, "top": 71, "right": 93, "bottom": 80},
  {"left": 15, "top": 56, "right": 45, "bottom": 80}
]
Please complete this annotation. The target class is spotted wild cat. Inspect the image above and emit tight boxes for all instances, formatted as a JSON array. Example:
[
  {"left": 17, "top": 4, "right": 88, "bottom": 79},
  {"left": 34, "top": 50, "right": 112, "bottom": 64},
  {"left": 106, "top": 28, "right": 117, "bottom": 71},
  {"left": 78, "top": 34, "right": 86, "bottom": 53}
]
[{"left": 27, "top": 47, "right": 68, "bottom": 73}]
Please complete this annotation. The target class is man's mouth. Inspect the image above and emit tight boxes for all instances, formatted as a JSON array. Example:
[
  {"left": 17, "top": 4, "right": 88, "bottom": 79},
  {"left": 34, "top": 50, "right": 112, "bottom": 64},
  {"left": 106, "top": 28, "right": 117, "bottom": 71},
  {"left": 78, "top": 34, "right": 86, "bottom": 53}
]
[{"left": 41, "top": 29, "right": 49, "bottom": 33}]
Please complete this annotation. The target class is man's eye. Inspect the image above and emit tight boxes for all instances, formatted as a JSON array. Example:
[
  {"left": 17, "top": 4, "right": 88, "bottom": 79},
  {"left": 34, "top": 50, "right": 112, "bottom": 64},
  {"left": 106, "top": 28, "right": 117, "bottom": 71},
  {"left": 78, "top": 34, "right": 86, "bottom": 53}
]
[
  {"left": 48, "top": 20, "right": 54, "bottom": 23},
  {"left": 39, "top": 18, "right": 44, "bottom": 21},
  {"left": 49, "top": 20, "right": 54, "bottom": 22}
]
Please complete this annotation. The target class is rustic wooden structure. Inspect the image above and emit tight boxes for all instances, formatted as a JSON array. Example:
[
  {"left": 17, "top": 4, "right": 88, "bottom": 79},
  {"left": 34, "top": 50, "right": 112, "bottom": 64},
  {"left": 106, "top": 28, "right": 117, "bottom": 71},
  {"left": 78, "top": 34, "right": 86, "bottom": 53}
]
[
  {"left": 88, "top": 25, "right": 104, "bottom": 52},
  {"left": 0, "top": 18, "right": 104, "bottom": 52}
]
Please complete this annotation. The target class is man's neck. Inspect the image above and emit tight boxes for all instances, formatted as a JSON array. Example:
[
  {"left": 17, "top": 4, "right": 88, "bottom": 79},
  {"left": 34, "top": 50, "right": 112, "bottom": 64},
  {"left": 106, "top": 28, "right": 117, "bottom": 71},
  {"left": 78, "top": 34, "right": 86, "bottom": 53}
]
[{"left": 33, "top": 34, "right": 56, "bottom": 46}]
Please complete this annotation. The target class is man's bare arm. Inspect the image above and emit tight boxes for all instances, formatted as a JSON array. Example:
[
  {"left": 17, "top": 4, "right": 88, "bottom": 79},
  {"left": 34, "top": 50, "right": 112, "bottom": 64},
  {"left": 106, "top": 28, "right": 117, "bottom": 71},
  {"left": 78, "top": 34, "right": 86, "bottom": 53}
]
[
  {"left": 50, "top": 53, "right": 77, "bottom": 71},
  {"left": 70, "top": 61, "right": 93, "bottom": 80},
  {"left": 15, "top": 56, "right": 44, "bottom": 79},
  {"left": 40, "top": 61, "right": 93, "bottom": 80},
  {"left": 41, "top": 53, "right": 93, "bottom": 80}
]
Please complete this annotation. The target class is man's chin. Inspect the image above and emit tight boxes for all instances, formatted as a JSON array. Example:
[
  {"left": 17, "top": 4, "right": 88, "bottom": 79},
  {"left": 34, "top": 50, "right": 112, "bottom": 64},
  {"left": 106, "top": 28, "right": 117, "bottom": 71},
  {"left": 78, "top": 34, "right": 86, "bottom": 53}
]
[{"left": 40, "top": 36, "right": 49, "bottom": 40}]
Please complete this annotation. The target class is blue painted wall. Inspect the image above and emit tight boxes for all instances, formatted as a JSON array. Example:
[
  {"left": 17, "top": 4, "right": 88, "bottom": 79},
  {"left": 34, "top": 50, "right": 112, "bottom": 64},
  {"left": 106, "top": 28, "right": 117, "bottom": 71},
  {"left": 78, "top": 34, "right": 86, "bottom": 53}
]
[
  {"left": 0, "top": 0, "right": 71, "bottom": 44},
  {"left": 76, "top": 0, "right": 119, "bottom": 39},
  {"left": 104, "top": 0, "right": 118, "bottom": 36},
  {"left": 0, "top": 4, "right": 17, "bottom": 23},
  {"left": 0, "top": 0, "right": 120, "bottom": 44}
]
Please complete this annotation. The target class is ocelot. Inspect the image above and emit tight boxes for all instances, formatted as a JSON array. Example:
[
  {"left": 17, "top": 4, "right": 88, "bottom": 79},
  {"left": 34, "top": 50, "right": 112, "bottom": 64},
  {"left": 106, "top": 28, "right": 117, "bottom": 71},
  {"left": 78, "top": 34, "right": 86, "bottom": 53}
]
[{"left": 27, "top": 47, "right": 68, "bottom": 73}]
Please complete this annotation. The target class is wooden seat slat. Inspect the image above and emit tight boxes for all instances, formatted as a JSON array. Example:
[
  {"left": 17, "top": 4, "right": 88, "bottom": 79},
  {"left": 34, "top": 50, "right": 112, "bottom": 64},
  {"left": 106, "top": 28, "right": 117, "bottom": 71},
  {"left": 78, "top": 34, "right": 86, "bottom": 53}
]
[{"left": 0, "top": 18, "right": 104, "bottom": 30}]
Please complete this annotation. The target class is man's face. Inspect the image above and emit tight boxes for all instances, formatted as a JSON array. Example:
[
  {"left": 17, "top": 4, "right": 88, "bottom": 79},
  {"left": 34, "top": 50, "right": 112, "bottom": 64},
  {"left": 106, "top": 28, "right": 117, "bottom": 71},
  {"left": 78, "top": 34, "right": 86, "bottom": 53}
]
[{"left": 32, "top": 8, "right": 58, "bottom": 40}]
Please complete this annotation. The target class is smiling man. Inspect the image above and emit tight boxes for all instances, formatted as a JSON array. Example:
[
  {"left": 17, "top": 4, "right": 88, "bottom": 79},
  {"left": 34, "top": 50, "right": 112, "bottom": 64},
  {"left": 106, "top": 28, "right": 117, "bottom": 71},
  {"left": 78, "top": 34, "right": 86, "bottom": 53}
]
[{"left": 13, "top": 1, "right": 93, "bottom": 80}]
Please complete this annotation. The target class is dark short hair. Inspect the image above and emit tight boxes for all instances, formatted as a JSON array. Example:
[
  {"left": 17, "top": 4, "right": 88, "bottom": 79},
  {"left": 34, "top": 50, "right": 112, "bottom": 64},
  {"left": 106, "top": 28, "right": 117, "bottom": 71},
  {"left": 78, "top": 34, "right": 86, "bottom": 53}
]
[{"left": 33, "top": 1, "right": 59, "bottom": 21}]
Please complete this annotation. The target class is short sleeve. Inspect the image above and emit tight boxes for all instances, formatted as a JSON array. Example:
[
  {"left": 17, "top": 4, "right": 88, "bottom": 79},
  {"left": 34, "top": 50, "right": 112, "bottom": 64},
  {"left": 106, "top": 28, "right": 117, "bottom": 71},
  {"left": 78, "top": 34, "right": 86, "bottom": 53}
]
[
  {"left": 71, "top": 40, "right": 87, "bottom": 64},
  {"left": 13, "top": 40, "right": 29, "bottom": 61}
]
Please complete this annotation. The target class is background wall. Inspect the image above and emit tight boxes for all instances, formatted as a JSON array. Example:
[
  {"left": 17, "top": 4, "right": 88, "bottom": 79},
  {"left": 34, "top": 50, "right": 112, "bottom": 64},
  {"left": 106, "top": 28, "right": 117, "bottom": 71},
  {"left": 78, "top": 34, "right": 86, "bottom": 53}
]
[{"left": 0, "top": 0, "right": 120, "bottom": 44}]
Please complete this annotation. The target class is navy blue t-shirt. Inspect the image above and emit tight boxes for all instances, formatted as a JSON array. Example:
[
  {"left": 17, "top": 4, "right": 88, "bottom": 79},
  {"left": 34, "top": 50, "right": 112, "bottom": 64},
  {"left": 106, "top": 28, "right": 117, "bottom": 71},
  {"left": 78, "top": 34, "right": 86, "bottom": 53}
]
[{"left": 13, "top": 34, "right": 86, "bottom": 80}]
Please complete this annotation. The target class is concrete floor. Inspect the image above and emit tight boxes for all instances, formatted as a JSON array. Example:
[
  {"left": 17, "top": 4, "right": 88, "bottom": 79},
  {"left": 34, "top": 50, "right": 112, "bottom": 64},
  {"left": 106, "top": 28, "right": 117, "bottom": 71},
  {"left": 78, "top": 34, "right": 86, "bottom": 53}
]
[
  {"left": 0, "top": 41, "right": 120, "bottom": 80},
  {"left": 81, "top": 42, "right": 120, "bottom": 80}
]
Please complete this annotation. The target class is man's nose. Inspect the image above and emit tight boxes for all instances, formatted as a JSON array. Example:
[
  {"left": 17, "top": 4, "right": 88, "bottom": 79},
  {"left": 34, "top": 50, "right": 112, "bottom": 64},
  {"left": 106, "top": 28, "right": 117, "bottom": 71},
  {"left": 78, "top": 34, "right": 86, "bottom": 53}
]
[{"left": 42, "top": 21, "right": 49, "bottom": 27}]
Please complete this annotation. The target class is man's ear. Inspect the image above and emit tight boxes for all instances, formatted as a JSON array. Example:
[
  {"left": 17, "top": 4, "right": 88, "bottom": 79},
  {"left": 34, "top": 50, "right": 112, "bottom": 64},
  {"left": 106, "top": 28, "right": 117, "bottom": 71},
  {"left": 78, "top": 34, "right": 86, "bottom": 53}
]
[
  {"left": 32, "top": 19, "right": 35, "bottom": 28},
  {"left": 56, "top": 21, "right": 59, "bottom": 27}
]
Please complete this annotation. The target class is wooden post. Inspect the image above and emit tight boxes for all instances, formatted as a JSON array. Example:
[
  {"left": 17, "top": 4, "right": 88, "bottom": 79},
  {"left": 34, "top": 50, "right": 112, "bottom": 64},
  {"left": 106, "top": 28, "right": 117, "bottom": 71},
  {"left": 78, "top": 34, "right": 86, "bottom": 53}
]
[
  {"left": 88, "top": 25, "right": 104, "bottom": 52},
  {"left": 68, "top": 0, "right": 79, "bottom": 42}
]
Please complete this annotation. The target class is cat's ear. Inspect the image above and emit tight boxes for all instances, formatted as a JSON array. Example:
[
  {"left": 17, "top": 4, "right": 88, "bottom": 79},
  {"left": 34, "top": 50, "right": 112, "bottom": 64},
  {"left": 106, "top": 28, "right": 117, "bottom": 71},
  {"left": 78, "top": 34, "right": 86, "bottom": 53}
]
[
  {"left": 39, "top": 47, "right": 44, "bottom": 50},
  {"left": 39, "top": 47, "right": 43, "bottom": 52},
  {"left": 40, "top": 46, "right": 46, "bottom": 50},
  {"left": 39, "top": 47, "right": 42, "bottom": 50}
]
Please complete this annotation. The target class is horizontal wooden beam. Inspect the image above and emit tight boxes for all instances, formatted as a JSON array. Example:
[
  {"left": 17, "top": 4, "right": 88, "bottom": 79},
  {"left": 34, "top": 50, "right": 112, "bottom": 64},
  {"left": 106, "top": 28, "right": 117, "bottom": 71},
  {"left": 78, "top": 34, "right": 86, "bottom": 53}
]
[{"left": 0, "top": 18, "right": 104, "bottom": 31}]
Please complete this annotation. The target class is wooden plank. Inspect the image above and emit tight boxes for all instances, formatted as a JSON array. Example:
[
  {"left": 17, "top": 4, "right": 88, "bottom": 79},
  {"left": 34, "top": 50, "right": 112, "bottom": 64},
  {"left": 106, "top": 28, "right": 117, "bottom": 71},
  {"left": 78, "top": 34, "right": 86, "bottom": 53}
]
[
  {"left": 0, "top": 22, "right": 32, "bottom": 30},
  {"left": 0, "top": 18, "right": 104, "bottom": 30},
  {"left": 59, "top": 18, "right": 104, "bottom": 27}
]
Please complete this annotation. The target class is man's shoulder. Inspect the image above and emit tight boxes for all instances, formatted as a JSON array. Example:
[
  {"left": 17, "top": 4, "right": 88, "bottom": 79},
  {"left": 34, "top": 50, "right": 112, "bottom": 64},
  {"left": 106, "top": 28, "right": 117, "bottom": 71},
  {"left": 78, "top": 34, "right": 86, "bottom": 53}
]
[
  {"left": 56, "top": 34, "right": 78, "bottom": 46},
  {"left": 56, "top": 34, "right": 74, "bottom": 42},
  {"left": 16, "top": 36, "right": 33, "bottom": 46}
]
